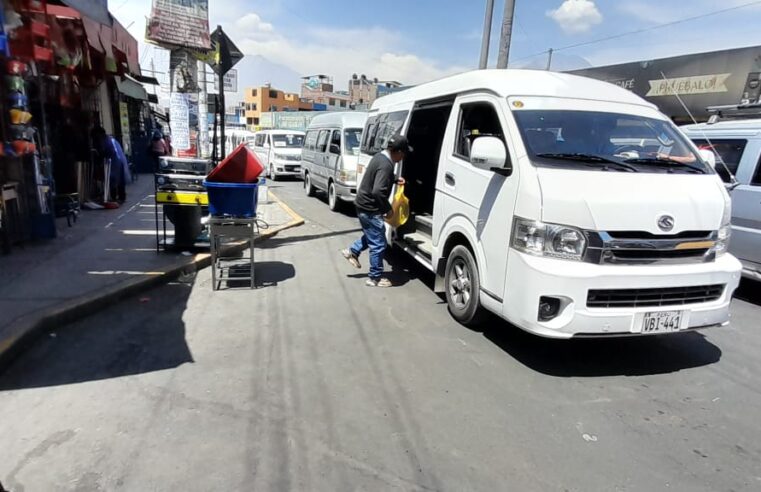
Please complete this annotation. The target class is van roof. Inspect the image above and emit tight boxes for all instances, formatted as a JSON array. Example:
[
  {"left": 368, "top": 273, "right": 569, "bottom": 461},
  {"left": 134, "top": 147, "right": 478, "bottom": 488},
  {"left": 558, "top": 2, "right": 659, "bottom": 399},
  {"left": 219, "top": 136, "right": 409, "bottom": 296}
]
[
  {"left": 371, "top": 69, "right": 656, "bottom": 110},
  {"left": 307, "top": 111, "right": 368, "bottom": 129},
  {"left": 682, "top": 118, "right": 761, "bottom": 136},
  {"left": 255, "top": 129, "right": 305, "bottom": 135}
]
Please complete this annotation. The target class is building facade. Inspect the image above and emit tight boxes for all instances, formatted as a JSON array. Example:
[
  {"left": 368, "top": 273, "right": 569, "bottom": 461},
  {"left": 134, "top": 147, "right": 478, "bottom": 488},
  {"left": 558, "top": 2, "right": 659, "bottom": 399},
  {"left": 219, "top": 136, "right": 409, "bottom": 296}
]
[
  {"left": 243, "top": 85, "right": 314, "bottom": 130},
  {"left": 300, "top": 75, "right": 351, "bottom": 110},
  {"left": 349, "top": 74, "right": 404, "bottom": 106}
]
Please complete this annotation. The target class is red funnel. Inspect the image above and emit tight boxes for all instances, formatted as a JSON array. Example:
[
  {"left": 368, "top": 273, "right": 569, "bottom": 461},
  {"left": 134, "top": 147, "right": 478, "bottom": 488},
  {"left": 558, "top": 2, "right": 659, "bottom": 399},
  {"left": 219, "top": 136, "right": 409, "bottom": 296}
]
[{"left": 206, "top": 143, "right": 264, "bottom": 183}]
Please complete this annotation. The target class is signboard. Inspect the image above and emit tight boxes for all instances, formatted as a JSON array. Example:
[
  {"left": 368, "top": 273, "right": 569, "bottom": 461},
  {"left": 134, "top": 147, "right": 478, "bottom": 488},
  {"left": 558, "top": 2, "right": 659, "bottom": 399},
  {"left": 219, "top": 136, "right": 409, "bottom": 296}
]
[
  {"left": 570, "top": 45, "right": 761, "bottom": 122},
  {"left": 213, "top": 69, "right": 238, "bottom": 93},
  {"left": 170, "top": 49, "right": 199, "bottom": 92},
  {"left": 61, "top": 0, "right": 110, "bottom": 26},
  {"left": 646, "top": 73, "right": 731, "bottom": 97},
  {"left": 200, "top": 27, "right": 243, "bottom": 76},
  {"left": 119, "top": 102, "right": 131, "bottom": 156},
  {"left": 170, "top": 93, "right": 191, "bottom": 150},
  {"left": 146, "top": 0, "right": 211, "bottom": 50}
]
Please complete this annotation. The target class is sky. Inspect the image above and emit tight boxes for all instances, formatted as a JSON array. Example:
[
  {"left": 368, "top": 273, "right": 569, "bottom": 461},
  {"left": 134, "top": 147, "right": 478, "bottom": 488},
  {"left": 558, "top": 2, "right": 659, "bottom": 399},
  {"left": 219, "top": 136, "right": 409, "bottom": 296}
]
[{"left": 111, "top": 0, "right": 761, "bottom": 99}]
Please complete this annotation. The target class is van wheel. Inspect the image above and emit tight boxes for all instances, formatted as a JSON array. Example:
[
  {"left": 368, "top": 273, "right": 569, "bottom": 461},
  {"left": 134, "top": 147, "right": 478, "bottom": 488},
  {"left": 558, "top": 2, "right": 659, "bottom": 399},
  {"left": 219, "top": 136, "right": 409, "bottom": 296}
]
[
  {"left": 328, "top": 182, "right": 340, "bottom": 211},
  {"left": 445, "top": 245, "right": 484, "bottom": 326},
  {"left": 269, "top": 164, "right": 279, "bottom": 181},
  {"left": 304, "top": 173, "right": 316, "bottom": 197}
]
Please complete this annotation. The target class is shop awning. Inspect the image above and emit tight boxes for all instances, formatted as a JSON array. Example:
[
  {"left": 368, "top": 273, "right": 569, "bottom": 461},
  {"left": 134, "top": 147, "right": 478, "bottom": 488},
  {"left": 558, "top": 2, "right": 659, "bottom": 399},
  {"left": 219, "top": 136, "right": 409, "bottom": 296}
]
[
  {"left": 60, "top": 0, "right": 111, "bottom": 26},
  {"left": 148, "top": 93, "right": 159, "bottom": 104},
  {"left": 116, "top": 76, "right": 149, "bottom": 101}
]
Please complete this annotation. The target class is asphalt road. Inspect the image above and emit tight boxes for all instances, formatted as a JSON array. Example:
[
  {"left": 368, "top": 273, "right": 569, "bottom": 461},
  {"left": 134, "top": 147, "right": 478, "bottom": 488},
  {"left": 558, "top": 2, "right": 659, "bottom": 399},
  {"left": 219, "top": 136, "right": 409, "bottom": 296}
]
[{"left": 1, "top": 179, "right": 760, "bottom": 492}]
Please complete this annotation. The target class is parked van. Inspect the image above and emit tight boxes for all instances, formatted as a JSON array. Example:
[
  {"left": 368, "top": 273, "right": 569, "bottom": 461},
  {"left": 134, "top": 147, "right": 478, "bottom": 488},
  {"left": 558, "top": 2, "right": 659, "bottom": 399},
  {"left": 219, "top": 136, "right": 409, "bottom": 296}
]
[
  {"left": 357, "top": 69, "right": 741, "bottom": 338},
  {"left": 682, "top": 112, "right": 761, "bottom": 281},
  {"left": 302, "top": 112, "right": 368, "bottom": 210},
  {"left": 250, "top": 129, "right": 305, "bottom": 180}
]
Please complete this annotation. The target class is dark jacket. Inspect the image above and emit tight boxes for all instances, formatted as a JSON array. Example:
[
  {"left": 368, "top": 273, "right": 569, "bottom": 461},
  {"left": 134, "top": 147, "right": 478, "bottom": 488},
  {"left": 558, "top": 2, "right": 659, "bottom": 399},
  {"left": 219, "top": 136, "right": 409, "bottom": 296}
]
[{"left": 355, "top": 152, "right": 394, "bottom": 214}]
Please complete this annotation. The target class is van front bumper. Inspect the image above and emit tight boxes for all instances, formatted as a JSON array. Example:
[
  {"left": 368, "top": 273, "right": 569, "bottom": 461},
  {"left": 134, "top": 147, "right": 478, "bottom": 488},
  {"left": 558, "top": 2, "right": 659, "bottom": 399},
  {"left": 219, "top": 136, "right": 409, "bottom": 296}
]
[
  {"left": 501, "top": 250, "right": 742, "bottom": 339},
  {"left": 272, "top": 160, "right": 301, "bottom": 176},
  {"left": 334, "top": 181, "right": 357, "bottom": 201}
]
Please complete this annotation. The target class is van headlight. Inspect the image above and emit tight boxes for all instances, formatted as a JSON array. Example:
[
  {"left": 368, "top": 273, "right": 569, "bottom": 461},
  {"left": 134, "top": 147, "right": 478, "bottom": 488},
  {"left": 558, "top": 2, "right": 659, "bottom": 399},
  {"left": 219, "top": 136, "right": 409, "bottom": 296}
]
[
  {"left": 339, "top": 169, "right": 356, "bottom": 183},
  {"left": 511, "top": 218, "right": 587, "bottom": 261},
  {"left": 274, "top": 153, "right": 287, "bottom": 161},
  {"left": 713, "top": 201, "right": 732, "bottom": 257}
]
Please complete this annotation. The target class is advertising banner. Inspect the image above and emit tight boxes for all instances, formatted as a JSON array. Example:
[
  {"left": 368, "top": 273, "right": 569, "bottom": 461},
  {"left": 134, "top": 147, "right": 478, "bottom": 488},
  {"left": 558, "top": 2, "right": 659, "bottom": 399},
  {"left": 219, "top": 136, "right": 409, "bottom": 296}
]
[
  {"left": 61, "top": 0, "right": 110, "bottom": 26},
  {"left": 146, "top": 0, "right": 211, "bottom": 50},
  {"left": 213, "top": 69, "right": 238, "bottom": 93},
  {"left": 170, "top": 93, "right": 191, "bottom": 150}
]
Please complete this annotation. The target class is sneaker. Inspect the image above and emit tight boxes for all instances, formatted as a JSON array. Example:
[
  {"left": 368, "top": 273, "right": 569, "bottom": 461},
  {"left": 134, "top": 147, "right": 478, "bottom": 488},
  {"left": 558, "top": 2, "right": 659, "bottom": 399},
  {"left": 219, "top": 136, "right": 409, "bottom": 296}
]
[
  {"left": 366, "top": 278, "right": 392, "bottom": 288},
  {"left": 341, "top": 249, "right": 361, "bottom": 269}
]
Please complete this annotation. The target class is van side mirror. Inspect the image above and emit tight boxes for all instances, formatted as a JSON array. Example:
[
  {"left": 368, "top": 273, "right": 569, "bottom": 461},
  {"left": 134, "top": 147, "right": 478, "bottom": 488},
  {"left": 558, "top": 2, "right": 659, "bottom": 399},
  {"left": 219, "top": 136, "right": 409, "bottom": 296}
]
[
  {"left": 698, "top": 148, "right": 716, "bottom": 169},
  {"left": 470, "top": 136, "right": 512, "bottom": 176},
  {"left": 330, "top": 143, "right": 341, "bottom": 155}
]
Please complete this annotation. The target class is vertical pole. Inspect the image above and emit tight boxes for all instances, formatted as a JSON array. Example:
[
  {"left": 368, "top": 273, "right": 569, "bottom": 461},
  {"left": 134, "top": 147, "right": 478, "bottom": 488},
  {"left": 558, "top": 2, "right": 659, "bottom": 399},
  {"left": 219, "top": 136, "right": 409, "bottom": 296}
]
[
  {"left": 496, "top": 0, "right": 516, "bottom": 69},
  {"left": 219, "top": 71, "right": 225, "bottom": 158},
  {"left": 546, "top": 48, "right": 554, "bottom": 71},
  {"left": 479, "top": 0, "right": 495, "bottom": 69}
]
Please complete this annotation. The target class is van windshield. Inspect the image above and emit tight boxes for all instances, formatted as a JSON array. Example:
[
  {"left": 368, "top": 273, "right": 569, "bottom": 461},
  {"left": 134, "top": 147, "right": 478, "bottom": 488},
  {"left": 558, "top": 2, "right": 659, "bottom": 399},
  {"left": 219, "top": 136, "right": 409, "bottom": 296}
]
[
  {"left": 272, "top": 134, "right": 305, "bottom": 148},
  {"left": 344, "top": 128, "right": 362, "bottom": 155},
  {"left": 513, "top": 110, "right": 711, "bottom": 174}
]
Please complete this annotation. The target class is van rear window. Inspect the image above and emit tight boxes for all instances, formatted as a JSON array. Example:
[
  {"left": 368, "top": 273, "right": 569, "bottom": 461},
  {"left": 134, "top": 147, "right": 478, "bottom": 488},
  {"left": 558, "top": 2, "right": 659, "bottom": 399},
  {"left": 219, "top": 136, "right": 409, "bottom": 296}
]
[{"left": 361, "top": 111, "right": 408, "bottom": 155}]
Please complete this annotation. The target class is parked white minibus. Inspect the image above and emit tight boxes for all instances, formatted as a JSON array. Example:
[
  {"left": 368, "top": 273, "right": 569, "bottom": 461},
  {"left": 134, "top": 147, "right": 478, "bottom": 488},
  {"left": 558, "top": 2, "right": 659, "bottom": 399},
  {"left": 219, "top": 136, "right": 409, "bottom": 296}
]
[
  {"left": 357, "top": 69, "right": 742, "bottom": 338},
  {"left": 250, "top": 129, "right": 305, "bottom": 180}
]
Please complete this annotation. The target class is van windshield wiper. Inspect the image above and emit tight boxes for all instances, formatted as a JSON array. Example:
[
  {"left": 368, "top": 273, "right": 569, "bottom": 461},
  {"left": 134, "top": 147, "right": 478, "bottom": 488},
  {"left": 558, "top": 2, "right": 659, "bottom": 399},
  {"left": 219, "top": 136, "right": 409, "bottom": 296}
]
[
  {"left": 535, "top": 153, "right": 639, "bottom": 172},
  {"left": 623, "top": 157, "right": 706, "bottom": 174}
]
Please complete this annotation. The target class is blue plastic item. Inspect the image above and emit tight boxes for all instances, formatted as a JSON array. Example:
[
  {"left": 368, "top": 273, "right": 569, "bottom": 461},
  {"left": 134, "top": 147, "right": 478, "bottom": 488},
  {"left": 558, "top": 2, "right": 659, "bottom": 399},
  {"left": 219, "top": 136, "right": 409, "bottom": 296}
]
[{"left": 203, "top": 180, "right": 259, "bottom": 217}]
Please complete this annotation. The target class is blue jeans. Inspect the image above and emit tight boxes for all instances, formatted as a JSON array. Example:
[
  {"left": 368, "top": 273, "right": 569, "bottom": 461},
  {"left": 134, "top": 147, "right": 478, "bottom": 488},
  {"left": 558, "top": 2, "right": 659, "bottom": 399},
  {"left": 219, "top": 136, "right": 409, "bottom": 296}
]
[{"left": 350, "top": 212, "right": 387, "bottom": 280}]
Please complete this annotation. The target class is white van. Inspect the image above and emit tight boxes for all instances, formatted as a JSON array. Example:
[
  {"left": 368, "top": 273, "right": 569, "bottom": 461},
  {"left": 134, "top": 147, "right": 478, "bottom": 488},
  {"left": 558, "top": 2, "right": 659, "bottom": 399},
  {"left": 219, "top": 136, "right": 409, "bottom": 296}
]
[
  {"left": 682, "top": 111, "right": 761, "bottom": 281},
  {"left": 357, "top": 69, "right": 742, "bottom": 338},
  {"left": 302, "top": 112, "right": 367, "bottom": 211},
  {"left": 250, "top": 129, "right": 305, "bottom": 180}
]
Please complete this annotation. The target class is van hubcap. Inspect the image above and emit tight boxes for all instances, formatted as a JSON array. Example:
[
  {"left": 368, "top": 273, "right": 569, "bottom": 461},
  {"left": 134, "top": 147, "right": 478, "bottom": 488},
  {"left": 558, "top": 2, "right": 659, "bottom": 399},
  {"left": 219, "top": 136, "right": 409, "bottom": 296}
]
[
  {"left": 329, "top": 185, "right": 336, "bottom": 207},
  {"left": 449, "top": 259, "right": 472, "bottom": 309}
]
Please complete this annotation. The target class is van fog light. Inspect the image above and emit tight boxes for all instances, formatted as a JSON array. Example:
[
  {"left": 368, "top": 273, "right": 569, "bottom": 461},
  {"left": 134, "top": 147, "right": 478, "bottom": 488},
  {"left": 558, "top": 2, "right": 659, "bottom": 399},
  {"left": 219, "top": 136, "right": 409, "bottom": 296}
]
[{"left": 538, "top": 296, "right": 562, "bottom": 322}]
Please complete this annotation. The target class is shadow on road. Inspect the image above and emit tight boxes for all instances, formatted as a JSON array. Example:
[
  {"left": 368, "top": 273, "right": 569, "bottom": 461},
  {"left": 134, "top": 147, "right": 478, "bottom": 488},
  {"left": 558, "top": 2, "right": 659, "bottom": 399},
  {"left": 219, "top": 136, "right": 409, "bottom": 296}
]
[
  {"left": 260, "top": 228, "right": 362, "bottom": 249},
  {"left": 0, "top": 281, "right": 195, "bottom": 391},
  {"left": 221, "top": 261, "right": 296, "bottom": 289},
  {"left": 734, "top": 278, "right": 761, "bottom": 306},
  {"left": 476, "top": 315, "right": 722, "bottom": 377}
]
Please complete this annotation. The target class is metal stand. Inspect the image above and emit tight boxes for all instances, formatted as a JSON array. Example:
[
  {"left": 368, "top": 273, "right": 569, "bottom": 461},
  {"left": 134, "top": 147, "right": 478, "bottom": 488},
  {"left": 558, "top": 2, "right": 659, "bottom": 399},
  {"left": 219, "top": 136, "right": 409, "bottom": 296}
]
[{"left": 209, "top": 217, "right": 257, "bottom": 290}]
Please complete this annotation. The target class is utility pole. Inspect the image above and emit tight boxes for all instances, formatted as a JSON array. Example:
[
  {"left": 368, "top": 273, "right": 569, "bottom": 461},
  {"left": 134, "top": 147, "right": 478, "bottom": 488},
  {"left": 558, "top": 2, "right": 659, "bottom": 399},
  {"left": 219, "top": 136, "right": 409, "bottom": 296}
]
[
  {"left": 198, "top": 60, "right": 208, "bottom": 158},
  {"left": 218, "top": 25, "right": 226, "bottom": 159},
  {"left": 546, "top": 48, "right": 554, "bottom": 71},
  {"left": 496, "top": 0, "right": 516, "bottom": 69},
  {"left": 479, "top": 0, "right": 495, "bottom": 69}
]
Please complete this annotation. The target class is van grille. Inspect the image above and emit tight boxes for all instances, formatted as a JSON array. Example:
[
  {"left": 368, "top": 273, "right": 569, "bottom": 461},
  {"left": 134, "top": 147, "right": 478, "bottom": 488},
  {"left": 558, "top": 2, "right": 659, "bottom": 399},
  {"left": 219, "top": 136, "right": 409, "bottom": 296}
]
[
  {"left": 587, "top": 284, "right": 725, "bottom": 308},
  {"left": 587, "top": 230, "right": 717, "bottom": 265}
]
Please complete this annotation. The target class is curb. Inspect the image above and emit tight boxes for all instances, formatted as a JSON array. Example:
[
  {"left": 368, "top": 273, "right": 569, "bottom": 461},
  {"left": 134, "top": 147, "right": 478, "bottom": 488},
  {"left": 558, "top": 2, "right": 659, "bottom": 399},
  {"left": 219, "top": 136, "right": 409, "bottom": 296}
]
[{"left": 0, "top": 192, "right": 304, "bottom": 372}]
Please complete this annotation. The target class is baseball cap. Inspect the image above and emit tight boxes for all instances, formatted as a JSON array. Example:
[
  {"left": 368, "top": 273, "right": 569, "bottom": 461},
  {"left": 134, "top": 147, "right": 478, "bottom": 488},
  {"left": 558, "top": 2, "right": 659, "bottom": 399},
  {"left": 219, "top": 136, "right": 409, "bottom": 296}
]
[{"left": 387, "top": 134, "right": 413, "bottom": 153}]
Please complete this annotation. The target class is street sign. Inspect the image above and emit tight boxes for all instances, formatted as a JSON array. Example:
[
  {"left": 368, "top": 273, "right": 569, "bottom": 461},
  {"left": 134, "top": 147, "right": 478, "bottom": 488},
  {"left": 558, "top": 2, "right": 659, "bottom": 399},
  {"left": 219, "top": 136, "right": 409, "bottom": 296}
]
[
  {"left": 201, "top": 27, "right": 243, "bottom": 76},
  {"left": 213, "top": 69, "right": 238, "bottom": 93}
]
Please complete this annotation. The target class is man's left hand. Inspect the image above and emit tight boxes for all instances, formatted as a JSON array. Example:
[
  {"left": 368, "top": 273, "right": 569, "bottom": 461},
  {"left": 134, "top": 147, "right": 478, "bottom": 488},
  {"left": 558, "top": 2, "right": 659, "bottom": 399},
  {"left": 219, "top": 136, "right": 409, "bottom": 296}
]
[{"left": 397, "top": 177, "right": 406, "bottom": 186}]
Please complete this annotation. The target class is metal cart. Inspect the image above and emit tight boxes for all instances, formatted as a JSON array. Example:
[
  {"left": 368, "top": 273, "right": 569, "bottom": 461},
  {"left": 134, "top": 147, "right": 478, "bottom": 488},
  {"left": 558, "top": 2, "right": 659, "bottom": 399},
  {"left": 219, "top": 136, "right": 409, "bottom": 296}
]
[{"left": 209, "top": 216, "right": 258, "bottom": 290}]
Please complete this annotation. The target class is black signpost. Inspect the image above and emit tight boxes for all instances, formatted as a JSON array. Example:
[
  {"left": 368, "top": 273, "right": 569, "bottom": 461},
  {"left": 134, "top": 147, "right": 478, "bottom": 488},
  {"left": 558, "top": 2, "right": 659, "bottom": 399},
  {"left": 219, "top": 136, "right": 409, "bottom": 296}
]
[{"left": 205, "top": 26, "right": 243, "bottom": 160}]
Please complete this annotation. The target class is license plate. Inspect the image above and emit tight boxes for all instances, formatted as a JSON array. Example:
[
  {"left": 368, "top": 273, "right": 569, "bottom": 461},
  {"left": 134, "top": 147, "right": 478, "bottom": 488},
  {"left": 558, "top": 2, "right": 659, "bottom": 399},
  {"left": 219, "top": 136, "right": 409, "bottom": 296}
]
[{"left": 641, "top": 311, "right": 683, "bottom": 333}]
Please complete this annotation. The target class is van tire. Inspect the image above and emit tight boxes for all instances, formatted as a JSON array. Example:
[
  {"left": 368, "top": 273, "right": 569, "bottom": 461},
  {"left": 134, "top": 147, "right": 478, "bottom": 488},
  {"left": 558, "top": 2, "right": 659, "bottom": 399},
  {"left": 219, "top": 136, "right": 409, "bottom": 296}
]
[
  {"left": 445, "top": 245, "right": 484, "bottom": 326},
  {"left": 269, "top": 164, "right": 279, "bottom": 181},
  {"left": 328, "top": 181, "right": 340, "bottom": 211},
  {"left": 304, "top": 173, "right": 316, "bottom": 197}
]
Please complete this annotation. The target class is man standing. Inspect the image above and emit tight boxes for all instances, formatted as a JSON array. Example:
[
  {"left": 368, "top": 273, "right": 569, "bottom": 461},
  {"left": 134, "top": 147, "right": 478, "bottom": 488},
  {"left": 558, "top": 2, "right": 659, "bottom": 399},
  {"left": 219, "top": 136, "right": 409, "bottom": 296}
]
[{"left": 342, "top": 135, "right": 412, "bottom": 287}]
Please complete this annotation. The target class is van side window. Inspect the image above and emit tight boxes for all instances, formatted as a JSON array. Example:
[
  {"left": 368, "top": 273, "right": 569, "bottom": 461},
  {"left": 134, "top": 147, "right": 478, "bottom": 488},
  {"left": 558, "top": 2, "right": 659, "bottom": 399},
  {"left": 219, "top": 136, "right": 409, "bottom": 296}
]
[
  {"left": 255, "top": 134, "right": 265, "bottom": 147},
  {"left": 692, "top": 139, "right": 747, "bottom": 183},
  {"left": 455, "top": 102, "right": 505, "bottom": 161},
  {"left": 752, "top": 154, "right": 761, "bottom": 186},
  {"left": 305, "top": 131, "right": 318, "bottom": 151},
  {"left": 361, "top": 110, "right": 409, "bottom": 155},
  {"left": 317, "top": 130, "right": 330, "bottom": 153},
  {"left": 330, "top": 130, "right": 341, "bottom": 154}
]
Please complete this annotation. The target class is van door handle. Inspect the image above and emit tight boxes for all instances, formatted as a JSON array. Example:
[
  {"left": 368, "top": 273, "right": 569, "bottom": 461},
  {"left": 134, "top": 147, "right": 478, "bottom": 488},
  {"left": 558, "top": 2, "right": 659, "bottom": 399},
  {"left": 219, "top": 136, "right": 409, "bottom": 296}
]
[{"left": 445, "top": 172, "right": 456, "bottom": 186}]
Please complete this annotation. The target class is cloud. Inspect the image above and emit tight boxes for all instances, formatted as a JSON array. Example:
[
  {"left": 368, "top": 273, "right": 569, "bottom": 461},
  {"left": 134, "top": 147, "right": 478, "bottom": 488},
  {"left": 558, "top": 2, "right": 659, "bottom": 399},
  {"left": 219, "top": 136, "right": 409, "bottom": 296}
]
[
  {"left": 547, "top": 0, "right": 603, "bottom": 34},
  {"left": 230, "top": 15, "right": 468, "bottom": 88},
  {"left": 235, "top": 13, "right": 274, "bottom": 38}
]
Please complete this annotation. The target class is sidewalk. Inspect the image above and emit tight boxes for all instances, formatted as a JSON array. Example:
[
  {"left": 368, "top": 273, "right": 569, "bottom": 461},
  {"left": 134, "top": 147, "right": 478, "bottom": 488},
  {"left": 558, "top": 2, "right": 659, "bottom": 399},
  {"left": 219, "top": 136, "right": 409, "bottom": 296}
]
[{"left": 0, "top": 175, "right": 302, "bottom": 365}]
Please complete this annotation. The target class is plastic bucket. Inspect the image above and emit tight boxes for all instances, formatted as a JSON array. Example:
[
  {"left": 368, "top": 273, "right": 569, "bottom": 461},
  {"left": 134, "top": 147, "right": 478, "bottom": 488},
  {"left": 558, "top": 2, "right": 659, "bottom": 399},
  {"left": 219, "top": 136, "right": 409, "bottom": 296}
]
[{"left": 203, "top": 180, "right": 259, "bottom": 217}]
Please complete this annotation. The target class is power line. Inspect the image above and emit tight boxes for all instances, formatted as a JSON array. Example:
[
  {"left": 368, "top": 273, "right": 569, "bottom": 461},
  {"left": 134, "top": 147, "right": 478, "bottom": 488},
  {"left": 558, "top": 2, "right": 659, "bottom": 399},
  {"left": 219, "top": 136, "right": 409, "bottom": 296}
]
[{"left": 512, "top": 0, "right": 761, "bottom": 64}]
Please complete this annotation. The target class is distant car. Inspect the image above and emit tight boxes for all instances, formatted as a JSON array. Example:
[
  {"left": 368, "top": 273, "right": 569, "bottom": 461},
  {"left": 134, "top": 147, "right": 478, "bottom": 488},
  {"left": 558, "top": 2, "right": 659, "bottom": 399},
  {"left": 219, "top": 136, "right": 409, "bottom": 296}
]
[
  {"left": 250, "top": 129, "right": 305, "bottom": 180},
  {"left": 302, "top": 112, "right": 368, "bottom": 211},
  {"left": 682, "top": 115, "right": 761, "bottom": 281}
]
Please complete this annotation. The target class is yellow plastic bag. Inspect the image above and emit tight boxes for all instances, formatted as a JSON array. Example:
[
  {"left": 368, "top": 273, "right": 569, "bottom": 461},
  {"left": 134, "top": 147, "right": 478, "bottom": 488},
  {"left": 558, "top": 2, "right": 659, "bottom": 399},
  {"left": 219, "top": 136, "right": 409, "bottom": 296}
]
[{"left": 385, "top": 184, "right": 410, "bottom": 228}]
